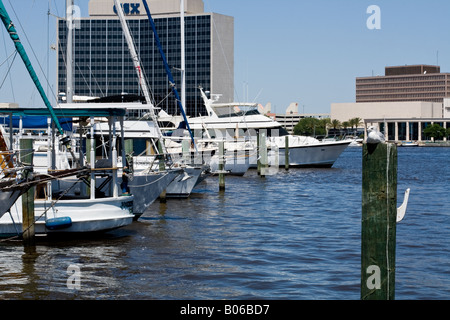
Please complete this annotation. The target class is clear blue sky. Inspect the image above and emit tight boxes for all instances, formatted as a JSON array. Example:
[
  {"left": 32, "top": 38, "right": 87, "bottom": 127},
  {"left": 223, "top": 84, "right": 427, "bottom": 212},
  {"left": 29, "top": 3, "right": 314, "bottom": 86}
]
[{"left": 1, "top": 0, "right": 450, "bottom": 115}]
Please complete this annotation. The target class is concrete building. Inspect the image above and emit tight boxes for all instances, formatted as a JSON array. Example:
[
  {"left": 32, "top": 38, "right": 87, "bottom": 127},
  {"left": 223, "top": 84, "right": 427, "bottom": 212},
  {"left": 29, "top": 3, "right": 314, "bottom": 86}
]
[
  {"left": 269, "top": 103, "right": 329, "bottom": 134},
  {"left": 331, "top": 64, "right": 450, "bottom": 143},
  {"left": 57, "top": 0, "right": 234, "bottom": 117},
  {"left": 356, "top": 65, "right": 450, "bottom": 103},
  {"left": 331, "top": 101, "right": 449, "bottom": 142}
]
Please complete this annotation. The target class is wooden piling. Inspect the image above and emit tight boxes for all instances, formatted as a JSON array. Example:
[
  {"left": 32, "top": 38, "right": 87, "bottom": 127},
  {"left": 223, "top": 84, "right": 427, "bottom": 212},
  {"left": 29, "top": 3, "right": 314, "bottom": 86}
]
[
  {"left": 257, "top": 132, "right": 261, "bottom": 175},
  {"left": 259, "top": 131, "right": 267, "bottom": 177},
  {"left": 361, "top": 143, "right": 398, "bottom": 300},
  {"left": 20, "top": 139, "right": 35, "bottom": 246},
  {"left": 285, "top": 135, "right": 289, "bottom": 171},
  {"left": 158, "top": 140, "right": 166, "bottom": 202},
  {"left": 218, "top": 141, "right": 225, "bottom": 191}
]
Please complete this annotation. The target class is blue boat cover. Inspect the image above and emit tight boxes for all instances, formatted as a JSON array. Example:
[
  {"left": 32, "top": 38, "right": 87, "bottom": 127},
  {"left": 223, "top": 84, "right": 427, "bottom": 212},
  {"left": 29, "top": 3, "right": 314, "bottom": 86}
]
[{"left": 0, "top": 116, "right": 72, "bottom": 131}]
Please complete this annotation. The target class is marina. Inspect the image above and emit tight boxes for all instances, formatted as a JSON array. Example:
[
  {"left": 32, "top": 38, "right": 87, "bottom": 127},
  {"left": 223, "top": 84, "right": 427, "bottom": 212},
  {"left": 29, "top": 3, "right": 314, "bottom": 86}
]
[
  {"left": 0, "top": 147, "right": 448, "bottom": 300},
  {"left": 0, "top": 0, "right": 449, "bottom": 303}
]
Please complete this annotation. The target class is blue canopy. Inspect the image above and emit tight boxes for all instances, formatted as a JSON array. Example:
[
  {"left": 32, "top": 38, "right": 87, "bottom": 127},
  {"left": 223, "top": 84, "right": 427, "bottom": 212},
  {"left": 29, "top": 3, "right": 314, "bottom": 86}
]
[{"left": 0, "top": 116, "right": 72, "bottom": 131}]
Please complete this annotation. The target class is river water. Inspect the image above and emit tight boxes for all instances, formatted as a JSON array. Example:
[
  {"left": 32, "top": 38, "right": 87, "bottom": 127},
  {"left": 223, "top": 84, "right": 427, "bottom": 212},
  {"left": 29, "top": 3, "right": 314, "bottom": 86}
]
[{"left": 0, "top": 147, "right": 449, "bottom": 300}]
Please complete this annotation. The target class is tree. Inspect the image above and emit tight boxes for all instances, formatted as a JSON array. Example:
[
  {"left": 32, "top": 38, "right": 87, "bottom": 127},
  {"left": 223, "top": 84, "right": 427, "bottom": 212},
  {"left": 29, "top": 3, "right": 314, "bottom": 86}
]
[
  {"left": 423, "top": 124, "right": 446, "bottom": 140},
  {"left": 293, "top": 118, "right": 327, "bottom": 136},
  {"left": 330, "top": 119, "right": 341, "bottom": 130},
  {"left": 341, "top": 121, "right": 350, "bottom": 132},
  {"left": 349, "top": 117, "right": 362, "bottom": 133}
]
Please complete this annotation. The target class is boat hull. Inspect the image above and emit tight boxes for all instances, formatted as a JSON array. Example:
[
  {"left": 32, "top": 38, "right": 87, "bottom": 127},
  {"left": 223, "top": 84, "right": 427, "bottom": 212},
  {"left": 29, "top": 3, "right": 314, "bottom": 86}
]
[
  {"left": 276, "top": 140, "right": 351, "bottom": 168},
  {"left": 128, "top": 169, "right": 181, "bottom": 213},
  {"left": 248, "top": 138, "right": 351, "bottom": 168},
  {"left": 165, "top": 166, "right": 204, "bottom": 198},
  {"left": 0, "top": 195, "right": 134, "bottom": 237}
]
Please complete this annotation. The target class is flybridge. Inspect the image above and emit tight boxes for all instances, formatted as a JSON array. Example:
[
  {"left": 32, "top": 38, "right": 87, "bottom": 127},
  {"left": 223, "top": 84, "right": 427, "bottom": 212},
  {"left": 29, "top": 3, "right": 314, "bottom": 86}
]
[{"left": 113, "top": 3, "right": 141, "bottom": 15}]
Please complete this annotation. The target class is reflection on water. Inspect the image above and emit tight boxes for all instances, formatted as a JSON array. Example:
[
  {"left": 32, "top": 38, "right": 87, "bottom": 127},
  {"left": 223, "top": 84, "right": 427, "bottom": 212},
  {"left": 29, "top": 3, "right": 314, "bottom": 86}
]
[{"left": 0, "top": 147, "right": 449, "bottom": 300}]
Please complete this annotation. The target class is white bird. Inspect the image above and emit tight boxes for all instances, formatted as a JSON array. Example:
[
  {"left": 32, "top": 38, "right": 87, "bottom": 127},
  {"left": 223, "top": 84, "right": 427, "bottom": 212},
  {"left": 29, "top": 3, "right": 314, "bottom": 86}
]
[
  {"left": 367, "top": 126, "right": 385, "bottom": 144},
  {"left": 397, "top": 188, "right": 410, "bottom": 223}
]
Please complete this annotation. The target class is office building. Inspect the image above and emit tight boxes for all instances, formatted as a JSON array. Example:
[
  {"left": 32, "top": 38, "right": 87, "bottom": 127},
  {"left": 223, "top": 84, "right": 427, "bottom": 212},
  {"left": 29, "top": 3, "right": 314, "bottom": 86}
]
[
  {"left": 57, "top": 0, "right": 234, "bottom": 117},
  {"left": 331, "top": 65, "right": 450, "bottom": 143},
  {"left": 356, "top": 65, "right": 450, "bottom": 103}
]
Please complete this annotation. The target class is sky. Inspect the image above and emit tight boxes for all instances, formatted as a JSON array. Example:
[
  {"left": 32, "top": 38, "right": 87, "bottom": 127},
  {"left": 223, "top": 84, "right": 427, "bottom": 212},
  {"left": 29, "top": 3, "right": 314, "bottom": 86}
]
[{"left": 1, "top": 0, "right": 450, "bottom": 115}]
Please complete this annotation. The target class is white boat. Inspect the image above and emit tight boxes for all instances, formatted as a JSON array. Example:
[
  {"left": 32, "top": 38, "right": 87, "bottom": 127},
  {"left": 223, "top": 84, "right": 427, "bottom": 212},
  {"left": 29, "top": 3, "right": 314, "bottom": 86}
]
[
  {"left": 400, "top": 141, "right": 419, "bottom": 147},
  {"left": 93, "top": 118, "right": 204, "bottom": 199},
  {"left": 168, "top": 88, "right": 351, "bottom": 168},
  {"left": 0, "top": 0, "right": 137, "bottom": 238},
  {"left": 0, "top": 109, "right": 139, "bottom": 237},
  {"left": 0, "top": 194, "right": 134, "bottom": 237},
  {"left": 165, "top": 136, "right": 252, "bottom": 176}
]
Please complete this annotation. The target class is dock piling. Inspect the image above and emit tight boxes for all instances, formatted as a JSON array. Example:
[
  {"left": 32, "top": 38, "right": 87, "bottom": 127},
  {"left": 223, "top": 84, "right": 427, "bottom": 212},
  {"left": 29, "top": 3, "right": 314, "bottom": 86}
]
[
  {"left": 361, "top": 142, "right": 398, "bottom": 300},
  {"left": 20, "top": 139, "right": 35, "bottom": 246},
  {"left": 219, "top": 141, "right": 225, "bottom": 191},
  {"left": 158, "top": 140, "right": 167, "bottom": 202},
  {"left": 285, "top": 136, "right": 289, "bottom": 171},
  {"left": 259, "top": 131, "right": 267, "bottom": 177}
]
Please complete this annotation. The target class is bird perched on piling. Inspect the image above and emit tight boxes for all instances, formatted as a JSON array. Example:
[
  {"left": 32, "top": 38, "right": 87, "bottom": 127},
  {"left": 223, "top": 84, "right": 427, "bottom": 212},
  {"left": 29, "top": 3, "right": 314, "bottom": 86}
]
[{"left": 367, "top": 126, "right": 385, "bottom": 144}]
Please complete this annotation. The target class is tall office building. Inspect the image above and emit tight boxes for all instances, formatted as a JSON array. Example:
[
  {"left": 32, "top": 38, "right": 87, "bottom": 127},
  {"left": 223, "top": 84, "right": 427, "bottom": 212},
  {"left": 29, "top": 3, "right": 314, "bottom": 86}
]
[
  {"left": 57, "top": 0, "right": 234, "bottom": 117},
  {"left": 356, "top": 65, "right": 450, "bottom": 103}
]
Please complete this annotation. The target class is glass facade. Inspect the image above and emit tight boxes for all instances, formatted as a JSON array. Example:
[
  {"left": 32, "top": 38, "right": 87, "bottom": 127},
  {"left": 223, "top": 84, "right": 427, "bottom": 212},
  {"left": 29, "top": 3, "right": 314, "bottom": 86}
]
[{"left": 58, "top": 15, "right": 213, "bottom": 117}]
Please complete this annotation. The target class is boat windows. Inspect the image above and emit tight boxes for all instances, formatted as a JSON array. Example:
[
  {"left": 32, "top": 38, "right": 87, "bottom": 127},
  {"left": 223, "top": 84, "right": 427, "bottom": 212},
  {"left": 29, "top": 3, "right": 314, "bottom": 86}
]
[{"left": 214, "top": 105, "right": 261, "bottom": 118}]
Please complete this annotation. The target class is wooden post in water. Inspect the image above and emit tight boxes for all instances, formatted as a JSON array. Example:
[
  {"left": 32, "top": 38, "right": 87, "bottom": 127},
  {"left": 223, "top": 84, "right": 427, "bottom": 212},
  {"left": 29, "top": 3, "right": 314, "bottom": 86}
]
[
  {"left": 361, "top": 143, "right": 398, "bottom": 300},
  {"left": 257, "top": 132, "right": 261, "bottom": 175},
  {"left": 218, "top": 140, "right": 225, "bottom": 191},
  {"left": 259, "top": 131, "right": 267, "bottom": 177},
  {"left": 158, "top": 140, "right": 167, "bottom": 203},
  {"left": 285, "top": 135, "right": 289, "bottom": 171},
  {"left": 20, "top": 139, "right": 35, "bottom": 246}
]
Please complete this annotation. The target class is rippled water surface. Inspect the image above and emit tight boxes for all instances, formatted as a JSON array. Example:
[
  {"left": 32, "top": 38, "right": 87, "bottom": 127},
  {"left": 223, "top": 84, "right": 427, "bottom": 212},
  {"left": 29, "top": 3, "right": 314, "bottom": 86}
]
[{"left": 0, "top": 147, "right": 449, "bottom": 300}]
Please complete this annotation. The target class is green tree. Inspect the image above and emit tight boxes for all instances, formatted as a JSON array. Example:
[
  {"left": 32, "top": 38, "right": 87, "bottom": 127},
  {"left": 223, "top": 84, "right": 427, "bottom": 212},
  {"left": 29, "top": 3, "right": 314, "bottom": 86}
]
[
  {"left": 330, "top": 119, "right": 342, "bottom": 131},
  {"left": 423, "top": 124, "right": 446, "bottom": 140},
  {"left": 349, "top": 117, "right": 362, "bottom": 133},
  {"left": 341, "top": 121, "right": 350, "bottom": 132},
  {"left": 293, "top": 118, "right": 327, "bottom": 136}
]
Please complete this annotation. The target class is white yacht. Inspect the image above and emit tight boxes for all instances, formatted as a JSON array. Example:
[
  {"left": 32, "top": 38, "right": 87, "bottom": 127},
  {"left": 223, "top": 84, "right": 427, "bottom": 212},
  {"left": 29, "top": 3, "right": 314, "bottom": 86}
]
[{"left": 168, "top": 88, "right": 351, "bottom": 168}]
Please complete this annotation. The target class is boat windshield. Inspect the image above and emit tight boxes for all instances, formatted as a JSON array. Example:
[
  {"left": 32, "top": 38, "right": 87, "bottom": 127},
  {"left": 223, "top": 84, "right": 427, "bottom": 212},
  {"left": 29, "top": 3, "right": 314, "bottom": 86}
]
[{"left": 214, "top": 105, "right": 261, "bottom": 118}]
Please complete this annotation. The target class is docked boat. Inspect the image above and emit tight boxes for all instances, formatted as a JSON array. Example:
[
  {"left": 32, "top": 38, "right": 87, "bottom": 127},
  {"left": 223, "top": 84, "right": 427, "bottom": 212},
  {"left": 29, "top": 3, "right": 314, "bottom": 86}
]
[
  {"left": 0, "top": 104, "right": 140, "bottom": 237},
  {"left": 168, "top": 88, "right": 351, "bottom": 168},
  {"left": 93, "top": 118, "right": 203, "bottom": 199},
  {"left": 399, "top": 141, "right": 419, "bottom": 147},
  {"left": 165, "top": 136, "right": 252, "bottom": 176},
  {"left": 0, "top": 194, "right": 134, "bottom": 237},
  {"left": 0, "top": 0, "right": 137, "bottom": 237}
]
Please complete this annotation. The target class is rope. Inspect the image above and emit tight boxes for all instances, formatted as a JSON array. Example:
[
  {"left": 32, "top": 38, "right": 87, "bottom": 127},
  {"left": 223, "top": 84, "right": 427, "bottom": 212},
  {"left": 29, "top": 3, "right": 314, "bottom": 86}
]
[
  {"left": 127, "top": 171, "right": 170, "bottom": 188},
  {"left": 0, "top": 49, "right": 16, "bottom": 67},
  {"left": 0, "top": 50, "right": 17, "bottom": 90}
]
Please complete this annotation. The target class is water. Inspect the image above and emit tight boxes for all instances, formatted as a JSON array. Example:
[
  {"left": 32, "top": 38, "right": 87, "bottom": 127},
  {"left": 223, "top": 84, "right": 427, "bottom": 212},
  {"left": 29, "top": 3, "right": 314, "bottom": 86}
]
[{"left": 0, "top": 147, "right": 449, "bottom": 300}]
